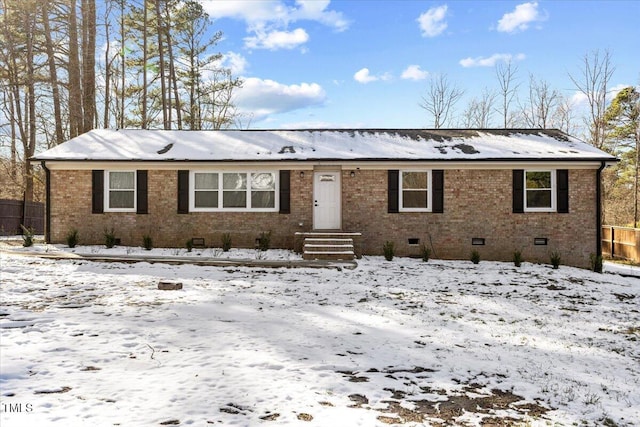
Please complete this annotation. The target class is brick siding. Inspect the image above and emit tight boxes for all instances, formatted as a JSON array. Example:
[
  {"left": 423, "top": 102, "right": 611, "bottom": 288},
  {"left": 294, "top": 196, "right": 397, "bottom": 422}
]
[
  {"left": 342, "top": 169, "right": 597, "bottom": 268},
  {"left": 48, "top": 167, "right": 597, "bottom": 268}
]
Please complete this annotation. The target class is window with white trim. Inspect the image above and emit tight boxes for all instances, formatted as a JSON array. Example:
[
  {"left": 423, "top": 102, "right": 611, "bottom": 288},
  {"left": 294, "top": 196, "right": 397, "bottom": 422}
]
[
  {"left": 105, "top": 171, "right": 136, "bottom": 212},
  {"left": 190, "top": 171, "right": 277, "bottom": 211},
  {"left": 194, "top": 172, "right": 219, "bottom": 208},
  {"left": 525, "top": 170, "right": 556, "bottom": 212},
  {"left": 400, "top": 170, "right": 431, "bottom": 211}
]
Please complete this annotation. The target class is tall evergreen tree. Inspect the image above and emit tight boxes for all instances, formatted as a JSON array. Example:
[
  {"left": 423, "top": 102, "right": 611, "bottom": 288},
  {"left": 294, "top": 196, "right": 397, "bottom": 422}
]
[{"left": 604, "top": 86, "right": 640, "bottom": 226}]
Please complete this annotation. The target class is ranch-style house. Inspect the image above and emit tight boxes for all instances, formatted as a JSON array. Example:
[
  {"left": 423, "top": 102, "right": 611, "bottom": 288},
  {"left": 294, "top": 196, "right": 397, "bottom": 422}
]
[{"left": 33, "top": 128, "right": 616, "bottom": 268}]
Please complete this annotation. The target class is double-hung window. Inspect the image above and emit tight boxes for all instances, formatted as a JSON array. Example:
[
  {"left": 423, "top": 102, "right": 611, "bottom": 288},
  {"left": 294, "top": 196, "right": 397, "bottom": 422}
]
[
  {"left": 400, "top": 170, "right": 431, "bottom": 211},
  {"left": 105, "top": 171, "right": 136, "bottom": 212},
  {"left": 190, "top": 171, "right": 277, "bottom": 211},
  {"left": 194, "top": 173, "right": 219, "bottom": 208},
  {"left": 524, "top": 170, "right": 555, "bottom": 212}
]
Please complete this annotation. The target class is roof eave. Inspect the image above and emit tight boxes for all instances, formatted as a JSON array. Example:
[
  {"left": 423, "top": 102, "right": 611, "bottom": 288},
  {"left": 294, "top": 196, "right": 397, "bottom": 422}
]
[{"left": 33, "top": 156, "right": 619, "bottom": 163}]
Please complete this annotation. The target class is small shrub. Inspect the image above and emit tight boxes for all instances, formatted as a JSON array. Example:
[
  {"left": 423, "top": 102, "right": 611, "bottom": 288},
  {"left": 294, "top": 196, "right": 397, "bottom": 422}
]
[
  {"left": 550, "top": 251, "right": 561, "bottom": 269},
  {"left": 420, "top": 244, "right": 431, "bottom": 262},
  {"left": 257, "top": 231, "right": 271, "bottom": 251},
  {"left": 21, "top": 225, "right": 34, "bottom": 247},
  {"left": 470, "top": 250, "right": 480, "bottom": 264},
  {"left": 383, "top": 241, "right": 395, "bottom": 261},
  {"left": 512, "top": 250, "right": 523, "bottom": 267},
  {"left": 590, "top": 253, "right": 603, "bottom": 273},
  {"left": 104, "top": 228, "right": 116, "bottom": 248},
  {"left": 142, "top": 234, "right": 153, "bottom": 251},
  {"left": 221, "top": 233, "right": 232, "bottom": 252},
  {"left": 185, "top": 239, "right": 193, "bottom": 252},
  {"left": 66, "top": 229, "right": 79, "bottom": 248}
]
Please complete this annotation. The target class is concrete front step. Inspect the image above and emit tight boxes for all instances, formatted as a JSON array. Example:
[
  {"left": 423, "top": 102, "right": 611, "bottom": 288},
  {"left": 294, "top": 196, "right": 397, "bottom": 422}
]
[
  {"left": 303, "top": 251, "right": 355, "bottom": 261},
  {"left": 295, "top": 231, "right": 362, "bottom": 260}
]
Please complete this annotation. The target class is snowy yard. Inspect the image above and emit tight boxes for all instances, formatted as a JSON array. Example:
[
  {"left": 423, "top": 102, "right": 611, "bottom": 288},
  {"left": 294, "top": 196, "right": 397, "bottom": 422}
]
[{"left": 1, "top": 244, "right": 639, "bottom": 426}]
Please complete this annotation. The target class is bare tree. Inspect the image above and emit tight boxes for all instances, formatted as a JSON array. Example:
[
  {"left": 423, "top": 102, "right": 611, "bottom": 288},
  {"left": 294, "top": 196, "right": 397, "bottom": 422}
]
[
  {"left": 521, "top": 75, "right": 560, "bottom": 128},
  {"left": 495, "top": 60, "right": 519, "bottom": 128},
  {"left": 419, "top": 74, "right": 465, "bottom": 129},
  {"left": 200, "top": 69, "right": 243, "bottom": 129},
  {"left": 569, "top": 49, "right": 615, "bottom": 149},
  {"left": 461, "top": 88, "right": 496, "bottom": 128},
  {"left": 552, "top": 95, "right": 578, "bottom": 134}
]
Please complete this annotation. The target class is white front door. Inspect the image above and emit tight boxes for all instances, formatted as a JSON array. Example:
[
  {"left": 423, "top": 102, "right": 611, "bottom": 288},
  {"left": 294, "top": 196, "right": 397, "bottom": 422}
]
[{"left": 313, "top": 170, "right": 341, "bottom": 229}]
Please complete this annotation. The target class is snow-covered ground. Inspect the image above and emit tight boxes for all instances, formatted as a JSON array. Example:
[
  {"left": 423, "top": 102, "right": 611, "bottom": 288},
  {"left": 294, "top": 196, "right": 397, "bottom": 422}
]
[{"left": 1, "top": 243, "right": 638, "bottom": 426}]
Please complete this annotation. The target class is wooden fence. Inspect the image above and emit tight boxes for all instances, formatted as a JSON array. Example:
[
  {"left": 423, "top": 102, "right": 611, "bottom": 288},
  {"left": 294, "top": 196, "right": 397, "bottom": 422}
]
[
  {"left": 602, "top": 226, "right": 640, "bottom": 263},
  {"left": 0, "top": 198, "right": 44, "bottom": 235}
]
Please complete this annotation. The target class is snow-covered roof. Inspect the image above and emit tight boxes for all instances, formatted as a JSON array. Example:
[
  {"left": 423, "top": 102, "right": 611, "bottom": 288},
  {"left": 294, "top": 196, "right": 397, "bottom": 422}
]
[{"left": 33, "top": 128, "right": 616, "bottom": 163}]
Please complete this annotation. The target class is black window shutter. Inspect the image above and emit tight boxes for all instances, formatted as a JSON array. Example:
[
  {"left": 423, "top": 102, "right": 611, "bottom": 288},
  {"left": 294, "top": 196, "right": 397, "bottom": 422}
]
[
  {"left": 557, "top": 169, "right": 569, "bottom": 213},
  {"left": 513, "top": 169, "right": 524, "bottom": 213},
  {"left": 388, "top": 170, "right": 399, "bottom": 213},
  {"left": 92, "top": 170, "right": 104, "bottom": 214},
  {"left": 432, "top": 170, "right": 444, "bottom": 213},
  {"left": 136, "top": 170, "right": 148, "bottom": 214},
  {"left": 177, "top": 170, "right": 189, "bottom": 214},
  {"left": 279, "top": 170, "right": 291, "bottom": 214}
]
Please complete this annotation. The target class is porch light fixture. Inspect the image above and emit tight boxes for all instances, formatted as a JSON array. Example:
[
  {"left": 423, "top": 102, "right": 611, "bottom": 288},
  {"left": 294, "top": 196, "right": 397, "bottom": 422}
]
[
  {"left": 300, "top": 171, "right": 304, "bottom": 178},
  {"left": 350, "top": 171, "right": 356, "bottom": 177}
]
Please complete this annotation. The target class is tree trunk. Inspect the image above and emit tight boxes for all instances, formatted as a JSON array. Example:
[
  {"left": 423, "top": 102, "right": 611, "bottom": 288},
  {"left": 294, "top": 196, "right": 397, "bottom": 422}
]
[
  {"left": 41, "top": 1, "right": 65, "bottom": 145},
  {"left": 119, "top": 0, "right": 125, "bottom": 128},
  {"left": 81, "top": 0, "right": 96, "bottom": 133},
  {"left": 156, "top": 0, "right": 168, "bottom": 129},
  {"left": 142, "top": 0, "right": 147, "bottom": 128},
  {"left": 165, "top": 8, "right": 182, "bottom": 129},
  {"left": 24, "top": 6, "right": 36, "bottom": 202},
  {"left": 68, "top": 0, "right": 83, "bottom": 138},
  {"left": 103, "top": 6, "right": 111, "bottom": 128}
]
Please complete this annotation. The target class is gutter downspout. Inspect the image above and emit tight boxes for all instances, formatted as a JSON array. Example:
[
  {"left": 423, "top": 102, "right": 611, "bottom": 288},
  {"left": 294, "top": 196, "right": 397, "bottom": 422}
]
[
  {"left": 41, "top": 161, "right": 51, "bottom": 243},
  {"left": 596, "top": 161, "right": 606, "bottom": 258}
]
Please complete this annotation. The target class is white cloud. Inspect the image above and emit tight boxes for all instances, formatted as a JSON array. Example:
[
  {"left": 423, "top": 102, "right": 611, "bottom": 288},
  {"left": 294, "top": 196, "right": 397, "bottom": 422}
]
[
  {"left": 459, "top": 53, "right": 526, "bottom": 68},
  {"left": 417, "top": 5, "right": 448, "bottom": 37},
  {"left": 570, "top": 83, "right": 630, "bottom": 108},
  {"left": 234, "top": 77, "right": 326, "bottom": 121},
  {"left": 353, "top": 68, "right": 391, "bottom": 84},
  {"left": 354, "top": 68, "right": 377, "bottom": 84},
  {"left": 279, "top": 120, "right": 362, "bottom": 129},
  {"left": 220, "top": 51, "right": 248, "bottom": 75},
  {"left": 245, "top": 28, "right": 309, "bottom": 50},
  {"left": 201, "top": 0, "right": 349, "bottom": 50},
  {"left": 497, "top": 2, "right": 546, "bottom": 33},
  {"left": 401, "top": 65, "right": 429, "bottom": 81},
  {"left": 292, "top": 0, "right": 350, "bottom": 32},
  {"left": 202, "top": 0, "right": 281, "bottom": 26}
]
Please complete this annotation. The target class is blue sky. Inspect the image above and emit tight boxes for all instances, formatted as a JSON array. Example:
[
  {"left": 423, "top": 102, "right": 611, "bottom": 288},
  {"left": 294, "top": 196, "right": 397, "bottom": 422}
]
[{"left": 200, "top": 0, "right": 640, "bottom": 131}]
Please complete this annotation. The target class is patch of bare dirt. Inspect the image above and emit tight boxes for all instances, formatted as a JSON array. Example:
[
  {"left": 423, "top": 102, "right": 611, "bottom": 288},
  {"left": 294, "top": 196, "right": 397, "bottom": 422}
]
[{"left": 339, "top": 373, "right": 550, "bottom": 425}]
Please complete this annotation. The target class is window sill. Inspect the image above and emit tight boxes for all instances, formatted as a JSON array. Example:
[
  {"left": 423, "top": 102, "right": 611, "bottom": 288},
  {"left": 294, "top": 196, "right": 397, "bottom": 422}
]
[
  {"left": 189, "top": 208, "right": 279, "bottom": 213},
  {"left": 104, "top": 209, "right": 137, "bottom": 213}
]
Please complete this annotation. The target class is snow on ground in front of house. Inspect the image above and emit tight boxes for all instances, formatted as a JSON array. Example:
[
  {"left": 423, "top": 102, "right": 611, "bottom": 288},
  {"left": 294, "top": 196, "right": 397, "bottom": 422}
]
[
  {"left": 1, "top": 246, "right": 638, "bottom": 426},
  {"left": 0, "top": 240, "right": 303, "bottom": 261}
]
